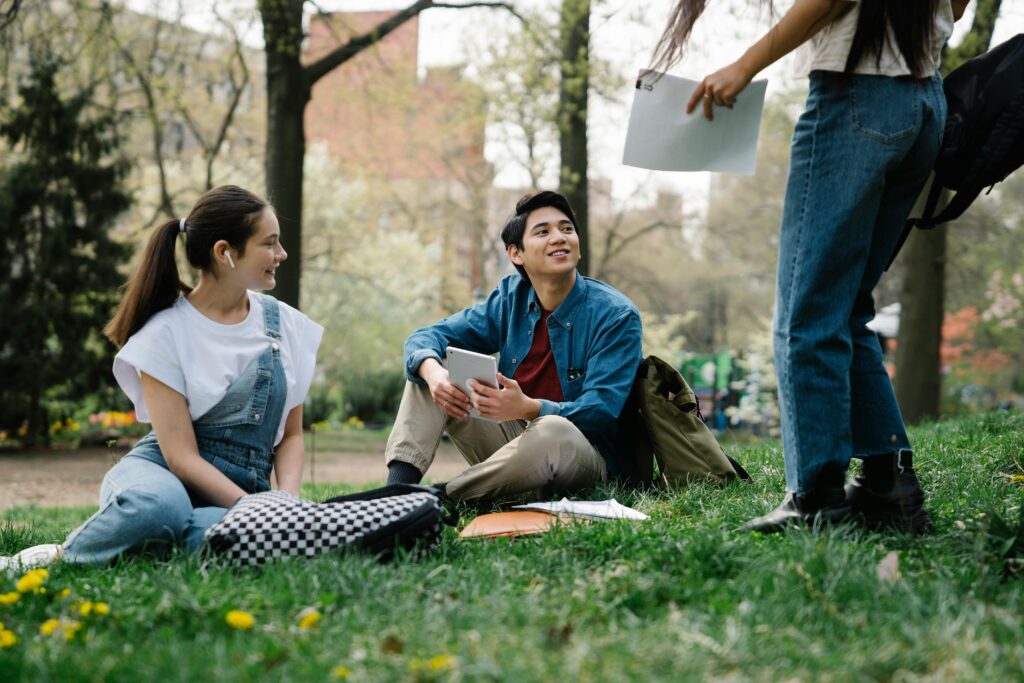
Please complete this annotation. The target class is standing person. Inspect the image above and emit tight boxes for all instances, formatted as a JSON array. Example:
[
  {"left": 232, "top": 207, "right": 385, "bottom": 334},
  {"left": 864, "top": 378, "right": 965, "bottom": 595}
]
[
  {"left": 383, "top": 191, "right": 643, "bottom": 502},
  {"left": 651, "top": 0, "right": 969, "bottom": 533},
  {"left": 2, "top": 185, "right": 323, "bottom": 569}
]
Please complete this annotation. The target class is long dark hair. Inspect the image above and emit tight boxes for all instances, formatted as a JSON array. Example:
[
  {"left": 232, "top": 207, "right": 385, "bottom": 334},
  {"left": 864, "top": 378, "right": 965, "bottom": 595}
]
[
  {"left": 104, "top": 185, "right": 269, "bottom": 347},
  {"left": 651, "top": 0, "right": 941, "bottom": 78},
  {"left": 846, "top": 0, "right": 941, "bottom": 78}
]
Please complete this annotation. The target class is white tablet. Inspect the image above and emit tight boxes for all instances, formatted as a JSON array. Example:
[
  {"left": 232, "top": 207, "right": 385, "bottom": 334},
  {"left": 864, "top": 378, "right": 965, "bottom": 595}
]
[{"left": 445, "top": 347, "right": 498, "bottom": 421}]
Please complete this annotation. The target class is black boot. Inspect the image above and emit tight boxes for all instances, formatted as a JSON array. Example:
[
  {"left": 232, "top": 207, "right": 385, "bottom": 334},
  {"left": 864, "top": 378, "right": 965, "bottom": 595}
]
[
  {"left": 740, "top": 462, "right": 854, "bottom": 534},
  {"left": 846, "top": 452, "right": 933, "bottom": 534}
]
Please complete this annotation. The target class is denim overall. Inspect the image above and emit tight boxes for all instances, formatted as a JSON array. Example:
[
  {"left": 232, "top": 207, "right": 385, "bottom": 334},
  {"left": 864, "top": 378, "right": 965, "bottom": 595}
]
[{"left": 63, "top": 295, "right": 288, "bottom": 565}]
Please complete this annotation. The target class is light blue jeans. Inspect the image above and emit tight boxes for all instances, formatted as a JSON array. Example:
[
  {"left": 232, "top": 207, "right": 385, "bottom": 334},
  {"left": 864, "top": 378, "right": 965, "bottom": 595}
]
[
  {"left": 774, "top": 71, "right": 946, "bottom": 496},
  {"left": 61, "top": 454, "right": 227, "bottom": 564}
]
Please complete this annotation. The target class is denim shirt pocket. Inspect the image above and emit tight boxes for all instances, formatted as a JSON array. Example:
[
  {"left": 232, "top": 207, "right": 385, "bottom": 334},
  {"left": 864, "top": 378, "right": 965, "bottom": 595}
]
[
  {"left": 849, "top": 77, "right": 920, "bottom": 144},
  {"left": 563, "top": 367, "right": 585, "bottom": 401}
]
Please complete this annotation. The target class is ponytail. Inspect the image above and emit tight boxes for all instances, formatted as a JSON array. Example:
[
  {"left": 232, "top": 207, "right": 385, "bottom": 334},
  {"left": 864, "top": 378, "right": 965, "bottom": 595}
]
[
  {"left": 103, "top": 219, "right": 191, "bottom": 347},
  {"left": 103, "top": 185, "right": 269, "bottom": 347}
]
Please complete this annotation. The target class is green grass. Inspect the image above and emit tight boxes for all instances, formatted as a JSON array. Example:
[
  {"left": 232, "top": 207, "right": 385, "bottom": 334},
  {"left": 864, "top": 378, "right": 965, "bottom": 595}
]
[{"left": 2, "top": 412, "right": 1024, "bottom": 681}]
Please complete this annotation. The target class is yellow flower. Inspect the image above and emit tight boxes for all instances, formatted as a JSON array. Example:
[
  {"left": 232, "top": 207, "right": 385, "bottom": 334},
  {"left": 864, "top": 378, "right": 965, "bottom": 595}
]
[
  {"left": 77, "top": 601, "right": 94, "bottom": 616},
  {"left": 39, "top": 619, "right": 61, "bottom": 636},
  {"left": 330, "top": 666, "right": 351, "bottom": 679},
  {"left": 297, "top": 609, "right": 322, "bottom": 630},
  {"left": 225, "top": 610, "right": 255, "bottom": 630},
  {"left": 16, "top": 568, "right": 48, "bottom": 593},
  {"left": 0, "top": 592, "right": 20, "bottom": 606},
  {"left": 427, "top": 654, "right": 456, "bottom": 672},
  {"left": 57, "top": 588, "right": 71, "bottom": 599},
  {"left": 93, "top": 602, "right": 110, "bottom": 615},
  {"left": 0, "top": 629, "right": 16, "bottom": 649},
  {"left": 63, "top": 621, "right": 82, "bottom": 641}
]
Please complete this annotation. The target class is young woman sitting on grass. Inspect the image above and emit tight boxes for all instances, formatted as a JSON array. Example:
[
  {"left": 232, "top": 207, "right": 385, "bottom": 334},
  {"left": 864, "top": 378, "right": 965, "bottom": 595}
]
[{"left": 1, "top": 185, "right": 323, "bottom": 569}]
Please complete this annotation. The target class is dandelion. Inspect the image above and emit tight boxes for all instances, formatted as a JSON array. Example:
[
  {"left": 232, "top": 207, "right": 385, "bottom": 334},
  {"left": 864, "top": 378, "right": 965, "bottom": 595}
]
[
  {"left": 16, "top": 568, "right": 48, "bottom": 593},
  {"left": 331, "top": 666, "right": 351, "bottom": 679},
  {"left": 63, "top": 621, "right": 82, "bottom": 641},
  {"left": 225, "top": 610, "right": 255, "bottom": 630},
  {"left": 73, "top": 600, "right": 109, "bottom": 617},
  {"left": 0, "top": 592, "right": 20, "bottom": 606},
  {"left": 297, "top": 609, "right": 322, "bottom": 630},
  {"left": 39, "top": 619, "right": 62, "bottom": 636},
  {"left": 57, "top": 588, "right": 71, "bottom": 599},
  {"left": 427, "top": 654, "right": 456, "bottom": 672},
  {"left": 0, "top": 629, "right": 16, "bottom": 649}
]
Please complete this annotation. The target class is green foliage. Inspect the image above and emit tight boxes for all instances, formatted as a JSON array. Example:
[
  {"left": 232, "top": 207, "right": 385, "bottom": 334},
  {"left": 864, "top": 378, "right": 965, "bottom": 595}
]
[
  {"left": 2, "top": 412, "right": 1024, "bottom": 680},
  {"left": 0, "top": 56, "right": 131, "bottom": 446},
  {"left": 339, "top": 370, "right": 406, "bottom": 425}
]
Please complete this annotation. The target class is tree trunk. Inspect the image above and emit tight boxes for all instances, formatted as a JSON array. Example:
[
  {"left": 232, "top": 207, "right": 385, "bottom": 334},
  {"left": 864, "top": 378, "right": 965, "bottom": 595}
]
[
  {"left": 260, "top": 0, "right": 309, "bottom": 309},
  {"left": 894, "top": 0, "right": 1002, "bottom": 422},
  {"left": 558, "top": 0, "right": 589, "bottom": 276},
  {"left": 895, "top": 226, "right": 946, "bottom": 423}
]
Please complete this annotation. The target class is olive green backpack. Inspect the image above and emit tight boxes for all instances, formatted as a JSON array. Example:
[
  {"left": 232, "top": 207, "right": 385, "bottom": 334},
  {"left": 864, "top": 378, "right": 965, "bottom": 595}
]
[{"left": 613, "top": 355, "right": 750, "bottom": 487}]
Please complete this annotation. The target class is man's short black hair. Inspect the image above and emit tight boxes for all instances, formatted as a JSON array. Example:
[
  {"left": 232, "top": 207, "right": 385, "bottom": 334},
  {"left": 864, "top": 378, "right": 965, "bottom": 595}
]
[{"left": 500, "top": 190, "right": 579, "bottom": 278}]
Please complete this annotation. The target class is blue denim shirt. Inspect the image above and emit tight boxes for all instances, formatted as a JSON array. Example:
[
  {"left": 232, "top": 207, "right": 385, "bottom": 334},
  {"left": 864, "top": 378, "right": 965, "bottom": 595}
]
[{"left": 405, "top": 273, "right": 643, "bottom": 466}]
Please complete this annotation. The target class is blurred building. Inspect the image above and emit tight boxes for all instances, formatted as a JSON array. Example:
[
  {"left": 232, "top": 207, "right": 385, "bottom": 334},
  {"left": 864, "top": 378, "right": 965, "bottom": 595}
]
[{"left": 304, "top": 11, "right": 498, "bottom": 310}]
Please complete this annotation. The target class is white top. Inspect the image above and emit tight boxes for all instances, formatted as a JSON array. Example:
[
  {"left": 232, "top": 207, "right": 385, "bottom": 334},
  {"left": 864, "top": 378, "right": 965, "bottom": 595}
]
[
  {"left": 113, "top": 291, "right": 324, "bottom": 446},
  {"left": 801, "top": 0, "right": 954, "bottom": 77}
]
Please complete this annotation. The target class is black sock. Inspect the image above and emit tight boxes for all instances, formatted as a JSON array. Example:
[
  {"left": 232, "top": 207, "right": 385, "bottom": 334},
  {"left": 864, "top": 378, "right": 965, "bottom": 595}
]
[{"left": 386, "top": 460, "right": 423, "bottom": 486}]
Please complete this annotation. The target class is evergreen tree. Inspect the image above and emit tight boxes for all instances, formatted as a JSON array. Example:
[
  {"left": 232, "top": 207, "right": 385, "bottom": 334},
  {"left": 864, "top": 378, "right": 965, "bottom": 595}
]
[{"left": 0, "top": 58, "right": 131, "bottom": 446}]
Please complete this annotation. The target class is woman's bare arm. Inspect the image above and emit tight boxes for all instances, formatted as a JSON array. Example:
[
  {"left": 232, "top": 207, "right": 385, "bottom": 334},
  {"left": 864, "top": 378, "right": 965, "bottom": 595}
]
[{"left": 141, "top": 372, "right": 247, "bottom": 507}]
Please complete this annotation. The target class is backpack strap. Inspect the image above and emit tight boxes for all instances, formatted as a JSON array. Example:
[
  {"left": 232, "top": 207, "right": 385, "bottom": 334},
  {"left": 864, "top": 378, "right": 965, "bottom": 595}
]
[{"left": 887, "top": 177, "right": 947, "bottom": 270}]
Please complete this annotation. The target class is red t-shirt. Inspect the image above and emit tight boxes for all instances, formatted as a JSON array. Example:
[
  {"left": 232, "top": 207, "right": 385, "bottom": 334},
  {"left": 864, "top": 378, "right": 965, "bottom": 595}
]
[{"left": 515, "top": 310, "right": 564, "bottom": 402}]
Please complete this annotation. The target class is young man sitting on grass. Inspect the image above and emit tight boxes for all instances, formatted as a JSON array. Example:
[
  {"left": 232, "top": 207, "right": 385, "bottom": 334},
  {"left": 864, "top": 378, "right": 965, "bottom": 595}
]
[{"left": 384, "top": 191, "right": 643, "bottom": 502}]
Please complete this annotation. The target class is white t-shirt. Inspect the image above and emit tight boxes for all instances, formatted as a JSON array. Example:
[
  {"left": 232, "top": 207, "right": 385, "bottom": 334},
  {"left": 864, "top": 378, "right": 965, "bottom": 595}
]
[
  {"left": 113, "top": 291, "right": 324, "bottom": 446},
  {"left": 801, "top": 0, "right": 954, "bottom": 77}
]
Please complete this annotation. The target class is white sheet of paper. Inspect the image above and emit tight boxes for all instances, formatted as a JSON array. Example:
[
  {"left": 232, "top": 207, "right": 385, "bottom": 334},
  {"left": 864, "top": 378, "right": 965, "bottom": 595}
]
[
  {"left": 513, "top": 498, "right": 649, "bottom": 521},
  {"left": 623, "top": 71, "right": 768, "bottom": 175}
]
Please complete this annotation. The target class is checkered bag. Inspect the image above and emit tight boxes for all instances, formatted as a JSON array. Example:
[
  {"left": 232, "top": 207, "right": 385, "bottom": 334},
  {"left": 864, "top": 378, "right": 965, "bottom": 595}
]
[{"left": 203, "top": 485, "right": 456, "bottom": 565}]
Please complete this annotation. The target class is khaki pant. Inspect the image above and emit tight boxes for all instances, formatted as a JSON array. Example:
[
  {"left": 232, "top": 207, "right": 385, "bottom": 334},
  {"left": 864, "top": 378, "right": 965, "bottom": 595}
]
[{"left": 385, "top": 381, "right": 607, "bottom": 501}]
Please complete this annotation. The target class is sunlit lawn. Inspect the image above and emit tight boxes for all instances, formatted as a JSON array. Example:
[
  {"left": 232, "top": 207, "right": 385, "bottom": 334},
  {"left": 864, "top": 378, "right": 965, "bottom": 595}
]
[{"left": 2, "top": 412, "right": 1023, "bottom": 682}]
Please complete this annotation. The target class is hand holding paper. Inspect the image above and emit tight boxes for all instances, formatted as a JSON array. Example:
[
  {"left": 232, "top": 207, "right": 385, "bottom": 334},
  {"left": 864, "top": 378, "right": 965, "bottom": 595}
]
[{"left": 623, "top": 71, "right": 768, "bottom": 175}]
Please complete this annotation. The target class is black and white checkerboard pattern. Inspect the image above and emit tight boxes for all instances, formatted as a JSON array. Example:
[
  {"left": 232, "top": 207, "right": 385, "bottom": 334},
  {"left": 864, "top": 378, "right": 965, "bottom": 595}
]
[{"left": 203, "top": 490, "right": 441, "bottom": 565}]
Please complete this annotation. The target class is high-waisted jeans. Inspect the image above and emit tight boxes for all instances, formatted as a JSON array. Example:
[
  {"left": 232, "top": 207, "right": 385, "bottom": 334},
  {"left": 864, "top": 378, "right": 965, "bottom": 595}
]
[{"left": 774, "top": 71, "right": 946, "bottom": 495}]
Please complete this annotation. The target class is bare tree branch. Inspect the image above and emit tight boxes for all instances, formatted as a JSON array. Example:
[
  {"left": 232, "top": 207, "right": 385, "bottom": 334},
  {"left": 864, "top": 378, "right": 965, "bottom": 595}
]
[
  {"left": 305, "top": 0, "right": 521, "bottom": 85},
  {"left": 0, "top": 0, "right": 21, "bottom": 33}
]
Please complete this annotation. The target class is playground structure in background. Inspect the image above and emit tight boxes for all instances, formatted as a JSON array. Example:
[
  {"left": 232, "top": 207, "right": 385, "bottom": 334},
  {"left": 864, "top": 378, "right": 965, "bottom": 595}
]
[{"left": 680, "top": 350, "right": 780, "bottom": 436}]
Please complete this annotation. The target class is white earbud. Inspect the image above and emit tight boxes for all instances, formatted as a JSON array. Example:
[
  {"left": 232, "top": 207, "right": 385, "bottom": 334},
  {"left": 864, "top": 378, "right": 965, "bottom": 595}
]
[{"left": 226, "top": 253, "right": 236, "bottom": 269}]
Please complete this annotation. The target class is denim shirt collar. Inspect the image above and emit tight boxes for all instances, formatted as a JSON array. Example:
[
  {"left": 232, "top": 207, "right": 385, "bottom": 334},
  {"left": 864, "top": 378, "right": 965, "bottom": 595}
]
[{"left": 526, "top": 272, "right": 587, "bottom": 330}]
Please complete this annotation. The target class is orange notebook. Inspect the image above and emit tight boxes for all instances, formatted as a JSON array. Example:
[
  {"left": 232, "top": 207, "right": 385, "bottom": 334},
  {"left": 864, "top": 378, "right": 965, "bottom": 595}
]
[{"left": 459, "top": 511, "right": 578, "bottom": 539}]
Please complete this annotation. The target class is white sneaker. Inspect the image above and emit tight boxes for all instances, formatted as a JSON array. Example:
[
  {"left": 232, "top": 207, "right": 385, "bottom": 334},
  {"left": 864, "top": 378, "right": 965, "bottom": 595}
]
[{"left": 0, "top": 544, "right": 64, "bottom": 572}]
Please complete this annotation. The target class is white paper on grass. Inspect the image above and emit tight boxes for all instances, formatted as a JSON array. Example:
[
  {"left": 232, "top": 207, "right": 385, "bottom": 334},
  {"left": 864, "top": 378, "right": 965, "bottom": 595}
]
[
  {"left": 623, "top": 71, "right": 768, "bottom": 175},
  {"left": 513, "top": 498, "right": 649, "bottom": 521}
]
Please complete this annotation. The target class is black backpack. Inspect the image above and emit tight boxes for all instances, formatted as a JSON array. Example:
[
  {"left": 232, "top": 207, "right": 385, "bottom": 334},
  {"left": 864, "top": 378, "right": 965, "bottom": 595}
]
[{"left": 896, "top": 33, "right": 1024, "bottom": 254}]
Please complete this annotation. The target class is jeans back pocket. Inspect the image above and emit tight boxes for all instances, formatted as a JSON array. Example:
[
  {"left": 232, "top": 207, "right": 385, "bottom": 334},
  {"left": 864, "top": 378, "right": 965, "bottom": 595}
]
[{"left": 849, "top": 76, "right": 920, "bottom": 144}]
